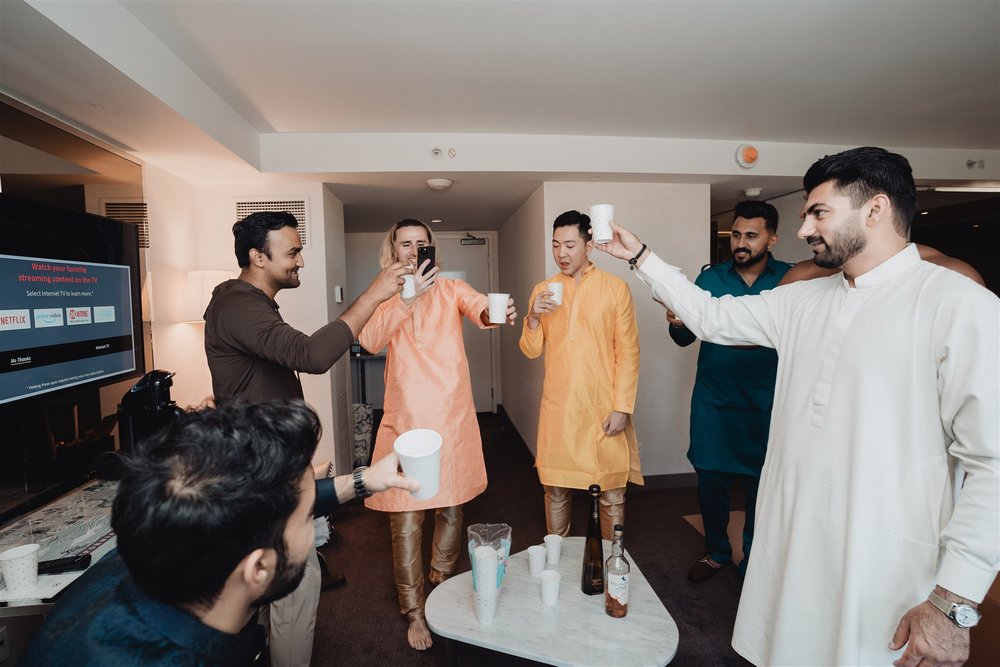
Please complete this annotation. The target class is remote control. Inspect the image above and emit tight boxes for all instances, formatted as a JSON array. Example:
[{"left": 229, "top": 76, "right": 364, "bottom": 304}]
[{"left": 37, "top": 553, "right": 91, "bottom": 575}]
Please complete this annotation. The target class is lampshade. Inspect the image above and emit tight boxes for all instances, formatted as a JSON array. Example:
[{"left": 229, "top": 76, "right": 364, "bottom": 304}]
[{"left": 182, "top": 269, "right": 236, "bottom": 322}]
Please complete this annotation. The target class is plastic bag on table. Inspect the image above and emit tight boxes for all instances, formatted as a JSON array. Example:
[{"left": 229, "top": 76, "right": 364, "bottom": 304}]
[{"left": 467, "top": 523, "right": 512, "bottom": 594}]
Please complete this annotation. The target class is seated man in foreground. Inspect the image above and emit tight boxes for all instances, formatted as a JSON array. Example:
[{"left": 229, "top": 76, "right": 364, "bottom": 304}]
[{"left": 21, "top": 399, "right": 417, "bottom": 666}]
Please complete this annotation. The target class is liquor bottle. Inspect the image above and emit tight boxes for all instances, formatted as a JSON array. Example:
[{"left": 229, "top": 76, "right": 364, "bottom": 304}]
[
  {"left": 581, "top": 484, "right": 604, "bottom": 595},
  {"left": 605, "top": 524, "right": 629, "bottom": 617}
]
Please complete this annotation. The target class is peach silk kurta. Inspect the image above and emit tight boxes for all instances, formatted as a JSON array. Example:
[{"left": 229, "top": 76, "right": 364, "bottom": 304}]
[
  {"left": 519, "top": 264, "right": 643, "bottom": 490},
  {"left": 361, "top": 278, "right": 493, "bottom": 512}
]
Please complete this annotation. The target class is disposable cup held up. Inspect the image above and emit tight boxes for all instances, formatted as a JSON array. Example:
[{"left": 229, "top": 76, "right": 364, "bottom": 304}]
[
  {"left": 527, "top": 545, "right": 546, "bottom": 577},
  {"left": 589, "top": 204, "right": 614, "bottom": 244},
  {"left": 488, "top": 293, "right": 509, "bottom": 324},
  {"left": 401, "top": 274, "right": 416, "bottom": 299},
  {"left": 393, "top": 429, "right": 442, "bottom": 500},
  {"left": 543, "top": 533, "right": 562, "bottom": 565},
  {"left": 547, "top": 282, "right": 563, "bottom": 306},
  {"left": 0, "top": 543, "right": 40, "bottom": 597}
]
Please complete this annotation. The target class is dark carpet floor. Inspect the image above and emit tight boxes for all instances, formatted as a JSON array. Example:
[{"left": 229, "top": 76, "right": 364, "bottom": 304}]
[{"left": 313, "top": 411, "right": 752, "bottom": 666}]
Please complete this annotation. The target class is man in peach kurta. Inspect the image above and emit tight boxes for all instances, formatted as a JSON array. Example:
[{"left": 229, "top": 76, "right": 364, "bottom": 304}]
[
  {"left": 359, "top": 218, "right": 516, "bottom": 651},
  {"left": 520, "top": 210, "right": 642, "bottom": 540}
]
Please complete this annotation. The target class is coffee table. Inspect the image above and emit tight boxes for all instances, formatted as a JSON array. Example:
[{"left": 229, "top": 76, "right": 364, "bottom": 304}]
[{"left": 426, "top": 536, "right": 678, "bottom": 666}]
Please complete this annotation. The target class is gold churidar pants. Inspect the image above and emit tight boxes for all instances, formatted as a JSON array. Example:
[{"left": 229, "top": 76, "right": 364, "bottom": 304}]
[
  {"left": 543, "top": 485, "right": 625, "bottom": 541},
  {"left": 388, "top": 505, "right": 463, "bottom": 622}
]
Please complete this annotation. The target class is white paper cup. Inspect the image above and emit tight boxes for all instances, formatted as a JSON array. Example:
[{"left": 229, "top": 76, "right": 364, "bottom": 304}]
[
  {"left": 472, "top": 544, "right": 499, "bottom": 624},
  {"left": 540, "top": 570, "right": 561, "bottom": 605},
  {"left": 393, "top": 429, "right": 442, "bottom": 500},
  {"left": 547, "top": 282, "right": 563, "bottom": 305},
  {"left": 589, "top": 204, "right": 614, "bottom": 244},
  {"left": 0, "top": 543, "right": 40, "bottom": 597},
  {"left": 543, "top": 534, "right": 562, "bottom": 565},
  {"left": 475, "top": 593, "right": 498, "bottom": 624},
  {"left": 488, "top": 293, "right": 509, "bottom": 324},
  {"left": 401, "top": 274, "right": 416, "bottom": 299},
  {"left": 527, "top": 545, "right": 546, "bottom": 577}
]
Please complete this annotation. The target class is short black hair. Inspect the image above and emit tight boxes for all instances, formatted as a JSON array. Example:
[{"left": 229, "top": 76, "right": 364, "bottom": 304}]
[
  {"left": 553, "top": 210, "right": 592, "bottom": 241},
  {"left": 733, "top": 200, "right": 779, "bottom": 233},
  {"left": 803, "top": 147, "right": 916, "bottom": 237},
  {"left": 111, "top": 399, "right": 319, "bottom": 608},
  {"left": 232, "top": 211, "right": 299, "bottom": 268}
]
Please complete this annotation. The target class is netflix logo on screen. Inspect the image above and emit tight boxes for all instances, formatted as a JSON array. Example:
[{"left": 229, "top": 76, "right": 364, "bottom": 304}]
[
  {"left": 67, "top": 307, "right": 93, "bottom": 325},
  {"left": 0, "top": 309, "right": 31, "bottom": 331}
]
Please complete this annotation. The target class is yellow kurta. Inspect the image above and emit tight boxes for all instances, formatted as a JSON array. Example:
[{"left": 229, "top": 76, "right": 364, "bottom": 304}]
[
  {"left": 361, "top": 278, "right": 493, "bottom": 512},
  {"left": 519, "top": 264, "right": 643, "bottom": 490}
]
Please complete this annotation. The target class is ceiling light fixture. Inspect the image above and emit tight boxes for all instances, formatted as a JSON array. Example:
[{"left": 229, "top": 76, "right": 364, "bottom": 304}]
[
  {"left": 430, "top": 218, "right": 443, "bottom": 224},
  {"left": 426, "top": 178, "right": 453, "bottom": 191},
  {"left": 743, "top": 187, "right": 762, "bottom": 198}
]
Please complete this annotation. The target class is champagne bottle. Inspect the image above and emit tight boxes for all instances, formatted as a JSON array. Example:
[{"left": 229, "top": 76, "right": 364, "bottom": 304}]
[
  {"left": 605, "top": 524, "right": 629, "bottom": 617},
  {"left": 581, "top": 484, "right": 604, "bottom": 595}
]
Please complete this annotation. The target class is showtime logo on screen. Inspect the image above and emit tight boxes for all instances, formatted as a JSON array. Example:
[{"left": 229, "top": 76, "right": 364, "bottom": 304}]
[
  {"left": 67, "top": 307, "right": 93, "bottom": 325},
  {"left": 0, "top": 309, "right": 31, "bottom": 331}
]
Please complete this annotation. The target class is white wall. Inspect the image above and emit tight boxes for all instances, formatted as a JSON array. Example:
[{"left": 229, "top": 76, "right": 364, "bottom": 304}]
[
  {"left": 497, "top": 186, "right": 547, "bottom": 452},
  {"left": 143, "top": 171, "right": 348, "bottom": 466}
]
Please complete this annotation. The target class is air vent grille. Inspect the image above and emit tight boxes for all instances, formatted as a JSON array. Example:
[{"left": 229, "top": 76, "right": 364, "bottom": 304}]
[
  {"left": 235, "top": 199, "right": 308, "bottom": 245},
  {"left": 103, "top": 201, "right": 149, "bottom": 248}
]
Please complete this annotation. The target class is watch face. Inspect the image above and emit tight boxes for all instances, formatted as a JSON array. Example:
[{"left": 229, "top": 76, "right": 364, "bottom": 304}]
[{"left": 953, "top": 605, "right": 980, "bottom": 628}]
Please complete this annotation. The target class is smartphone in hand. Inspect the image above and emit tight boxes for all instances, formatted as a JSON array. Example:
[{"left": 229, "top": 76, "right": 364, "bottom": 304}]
[{"left": 417, "top": 245, "right": 436, "bottom": 276}]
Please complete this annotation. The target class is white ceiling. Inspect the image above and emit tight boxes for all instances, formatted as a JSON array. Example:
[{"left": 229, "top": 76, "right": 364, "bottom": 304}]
[{"left": 2, "top": 0, "right": 998, "bottom": 231}]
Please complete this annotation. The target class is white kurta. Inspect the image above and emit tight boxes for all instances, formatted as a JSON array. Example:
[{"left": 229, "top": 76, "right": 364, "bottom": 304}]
[{"left": 637, "top": 244, "right": 999, "bottom": 666}]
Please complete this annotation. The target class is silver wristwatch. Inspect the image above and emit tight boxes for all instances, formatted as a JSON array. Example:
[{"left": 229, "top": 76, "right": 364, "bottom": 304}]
[
  {"left": 927, "top": 591, "right": 981, "bottom": 628},
  {"left": 352, "top": 466, "right": 372, "bottom": 499}
]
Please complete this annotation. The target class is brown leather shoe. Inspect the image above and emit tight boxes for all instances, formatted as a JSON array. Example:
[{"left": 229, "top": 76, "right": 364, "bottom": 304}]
[{"left": 688, "top": 555, "right": 727, "bottom": 583}]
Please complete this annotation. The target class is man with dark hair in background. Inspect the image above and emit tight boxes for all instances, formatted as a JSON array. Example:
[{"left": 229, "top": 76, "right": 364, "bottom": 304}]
[
  {"left": 666, "top": 200, "right": 792, "bottom": 582},
  {"left": 20, "top": 400, "right": 418, "bottom": 666},
  {"left": 600, "top": 147, "right": 998, "bottom": 666},
  {"left": 204, "top": 211, "right": 410, "bottom": 666},
  {"left": 520, "top": 209, "right": 642, "bottom": 540}
]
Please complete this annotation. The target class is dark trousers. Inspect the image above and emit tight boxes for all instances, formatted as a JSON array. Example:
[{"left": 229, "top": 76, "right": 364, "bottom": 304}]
[{"left": 695, "top": 468, "right": 760, "bottom": 575}]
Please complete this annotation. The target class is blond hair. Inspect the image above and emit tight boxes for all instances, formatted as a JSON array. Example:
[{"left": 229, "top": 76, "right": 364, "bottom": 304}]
[{"left": 378, "top": 218, "right": 436, "bottom": 269}]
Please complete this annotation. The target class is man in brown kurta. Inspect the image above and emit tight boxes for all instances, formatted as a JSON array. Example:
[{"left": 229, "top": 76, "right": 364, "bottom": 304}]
[{"left": 204, "top": 211, "right": 408, "bottom": 667}]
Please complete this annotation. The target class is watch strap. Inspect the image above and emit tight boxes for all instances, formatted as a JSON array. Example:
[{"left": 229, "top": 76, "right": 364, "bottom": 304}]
[
  {"left": 352, "top": 466, "right": 372, "bottom": 499},
  {"left": 927, "top": 591, "right": 980, "bottom": 627}
]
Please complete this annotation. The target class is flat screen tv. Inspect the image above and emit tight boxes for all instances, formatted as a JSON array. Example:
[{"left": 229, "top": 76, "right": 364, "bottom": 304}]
[{"left": 0, "top": 192, "right": 145, "bottom": 407}]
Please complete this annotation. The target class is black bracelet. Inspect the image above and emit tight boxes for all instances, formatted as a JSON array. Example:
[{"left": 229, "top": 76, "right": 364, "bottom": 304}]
[{"left": 628, "top": 244, "right": 647, "bottom": 271}]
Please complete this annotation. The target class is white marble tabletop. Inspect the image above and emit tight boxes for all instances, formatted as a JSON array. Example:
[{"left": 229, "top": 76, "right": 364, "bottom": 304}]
[
  {"left": 426, "top": 536, "right": 679, "bottom": 666},
  {"left": 0, "top": 480, "right": 117, "bottom": 602}
]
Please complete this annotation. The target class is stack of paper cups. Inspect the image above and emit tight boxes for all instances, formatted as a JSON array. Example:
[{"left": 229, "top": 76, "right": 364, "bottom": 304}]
[{"left": 472, "top": 545, "right": 499, "bottom": 624}]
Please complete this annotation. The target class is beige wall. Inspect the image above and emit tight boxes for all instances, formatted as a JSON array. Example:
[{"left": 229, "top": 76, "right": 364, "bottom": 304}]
[{"left": 499, "top": 182, "right": 708, "bottom": 476}]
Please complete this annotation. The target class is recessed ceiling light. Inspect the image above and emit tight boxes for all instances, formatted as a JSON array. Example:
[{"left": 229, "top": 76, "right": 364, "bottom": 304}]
[
  {"left": 920, "top": 211, "right": 929, "bottom": 215},
  {"left": 430, "top": 218, "right": 443, "bottom": 224}
]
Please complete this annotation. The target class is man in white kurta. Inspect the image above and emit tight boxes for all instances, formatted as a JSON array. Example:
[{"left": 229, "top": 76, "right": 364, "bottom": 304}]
[{"left": 600, "top": 147, "right": 998, "bottom": 666}]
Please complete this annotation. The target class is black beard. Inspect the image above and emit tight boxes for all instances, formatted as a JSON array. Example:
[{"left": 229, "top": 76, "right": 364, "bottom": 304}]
[{"left": 733, "top": 247, "right": 767, "bottom": 268}]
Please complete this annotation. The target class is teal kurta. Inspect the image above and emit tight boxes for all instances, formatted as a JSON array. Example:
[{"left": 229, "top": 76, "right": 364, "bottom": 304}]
[{"left": 669, "top": 254, "right": 792, "bottom": 474}]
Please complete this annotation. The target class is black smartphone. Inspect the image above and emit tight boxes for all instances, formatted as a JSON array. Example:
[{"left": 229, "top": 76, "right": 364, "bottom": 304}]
[{"left": 417, "top": 245, "right": 436, "bottom": 275}]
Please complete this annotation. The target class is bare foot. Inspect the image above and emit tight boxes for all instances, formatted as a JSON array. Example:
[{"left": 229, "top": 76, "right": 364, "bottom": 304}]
[{"left": 407, "top": 617, "right": 433, "bottom": 651}]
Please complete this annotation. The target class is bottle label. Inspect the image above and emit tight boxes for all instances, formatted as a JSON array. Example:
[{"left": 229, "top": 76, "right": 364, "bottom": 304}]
[{"left": 607, "top": 573, "right": 629, "bottom": 605}]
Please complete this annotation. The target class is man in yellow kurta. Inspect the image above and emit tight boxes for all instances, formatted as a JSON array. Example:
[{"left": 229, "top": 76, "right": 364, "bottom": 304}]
[
  {"left": 520, "top": 210, "right": 642, "bottom": 540},
  {"left": 360, "top": 218, "right": 516, "bottom": 652}
]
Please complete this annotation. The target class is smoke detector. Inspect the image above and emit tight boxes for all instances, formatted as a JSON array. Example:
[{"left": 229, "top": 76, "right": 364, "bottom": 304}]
[
  {"left": 743, "top": 188, "right": 762, "bottom": 198},
  {"left": 735, "top": 144, "right": 759, "bottom": 169},
  {"left": 426, "top": 178, "right": 453, "bottom": 191}
]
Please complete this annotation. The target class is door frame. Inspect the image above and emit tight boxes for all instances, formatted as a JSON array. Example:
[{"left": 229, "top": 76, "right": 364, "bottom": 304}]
[{"left": 435, "top": 231, "right": 501, "bottom": 412}]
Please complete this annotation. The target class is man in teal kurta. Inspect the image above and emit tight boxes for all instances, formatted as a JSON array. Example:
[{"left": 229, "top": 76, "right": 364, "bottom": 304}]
[{"left": 667, "top": 201, "right": 792, "bottom": 581}]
